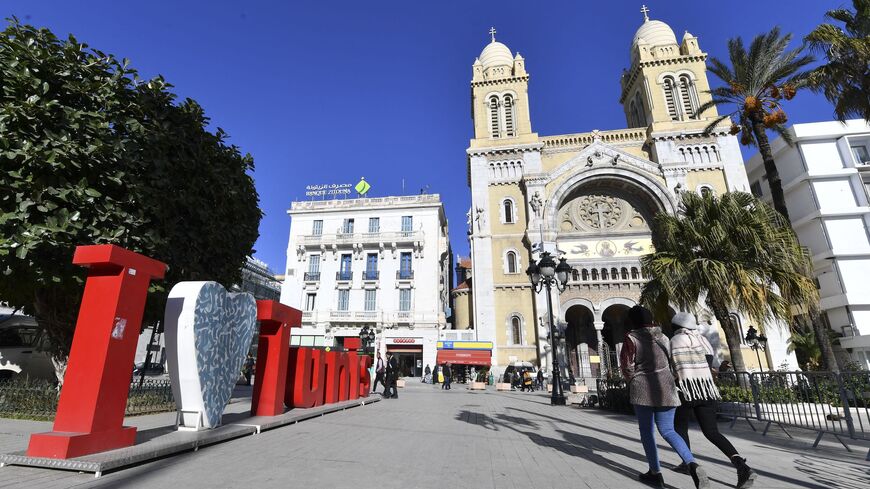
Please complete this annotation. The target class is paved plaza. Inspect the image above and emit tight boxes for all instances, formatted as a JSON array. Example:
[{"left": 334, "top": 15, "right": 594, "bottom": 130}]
[{"left": 0, "top": 383, "right": 868, "bottom": 488}]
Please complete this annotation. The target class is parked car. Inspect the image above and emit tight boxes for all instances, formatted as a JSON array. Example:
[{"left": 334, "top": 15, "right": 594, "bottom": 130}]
[{"left": 0, "top": 315, "right": 56, "bottom": 382}]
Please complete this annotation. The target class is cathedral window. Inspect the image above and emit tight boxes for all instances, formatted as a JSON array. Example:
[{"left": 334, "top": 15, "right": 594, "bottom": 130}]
[
  {"left": 489, "top": 96, "right": 500, "bottom": 138},
  {"left": 631, "top": 92, "right": 646, "bottom": 127},
  {"left": 621, "top": 268, "right": 629, "bottom": 280},
  {"left": 572, "top": 269, "right": 579, "bottom": 281},
  {"left": 581, "top": 269, "right": 589, "bottom": 281},
  {"left": 679, "top": 75, "right": 698, "bottom": 119},
  {"left": 591, "top": 269, "right": 599, "bottom": 281},
  {"left": 601, "top": 268, "right": 609, "bottom": 280},
  {"left": 503, "top": 95, "right": 515, "bottom": 137},
  {"left": 662, "top": 76, "right": 679, "bottom": 121},
  {"left": 611, "top": 268, "right": 619, "bottom": 280},
  {"left": 698, "top": 185, "right": 714, "bottom": 197},
  {"left": 503, "top": 199, "right": 515, "bottom": 224},
  {"left": 510, "top": 315, "right": 522, "bottom": 345},
  {"left": 505, "top": 251, "right": 519, "bottom": 274},
  {"left": 631, "top": 267, "right": 640, "bottom": 280}
]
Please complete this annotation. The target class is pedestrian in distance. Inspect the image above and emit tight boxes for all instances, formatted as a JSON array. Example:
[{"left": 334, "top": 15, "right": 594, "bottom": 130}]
[
  {"left": 522, "top": 370, "right": 533, "bottom": 392},
  {"left": 669, "top": 312, "right": 756, "bottom": 489},
  {"left": 536, "top": 368, "right": 544, "bottom": 391},
  {"left": 373, "top": 353, "right": 386, "bottom": 393},
  {"left": 384, "top": 352, "right": 399, "bottom": 399},
  {"left": 242, "top": 353, "right": 255, "bottom": 386},
  {"left": 424, "top": 364, "right": 432, "bottom": 384},
  {"left": 620, "top": 305, "right": 709, "bottom": 489},
  {"left": 442, "top": 363, "right": 452, "bottom": 390}
]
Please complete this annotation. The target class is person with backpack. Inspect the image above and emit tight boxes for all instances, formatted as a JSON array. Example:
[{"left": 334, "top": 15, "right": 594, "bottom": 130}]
[
  {"left": 669, "top": 312, "right": 756, "bottom": 488},
  {"left": 620, "top": 305, "right": 709, "bottom": 489}
]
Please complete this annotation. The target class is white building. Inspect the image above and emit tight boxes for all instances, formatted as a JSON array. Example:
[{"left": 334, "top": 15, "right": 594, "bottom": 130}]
[
  {"left": 747, "top": 120, "right": 870, "bottom": 368},
  {"left": 280, "top": 194, "right": 452, "bottom": 377}
]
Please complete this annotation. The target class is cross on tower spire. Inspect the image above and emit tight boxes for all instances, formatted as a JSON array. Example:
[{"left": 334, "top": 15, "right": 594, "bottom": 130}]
[
  {"left": 489, "top": 27, "right": 497, "bottom": 42},
  {"left": 640, "top": 5, "right": 650, "bottom": 22}
]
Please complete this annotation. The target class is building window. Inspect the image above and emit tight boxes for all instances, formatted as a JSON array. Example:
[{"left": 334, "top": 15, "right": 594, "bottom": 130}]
[
  {"left": 852, "top": 145, "right": 870, "bottom": 165},
  {"left": 364, "top": 289, "right": 377, "bottom": 311},
  {"left": 305, "top": 293, "right": 316, "bottom": 311},
  {"left": 621, "top": 267, "right": 629, "bottom": 280},
  {"left": 662, "top": 76, "right": 679, "bottom": 121},
  {"left": 308, "top": 255, "right": 320, "bottom": 273},
  {"left": 506, "top": 251, "right": 518, "bottom": 274},
  {"left": 503, "top": 199, "right": 515, "bottom": 224},
  {"left": 342, "top": 218, "right": 354, "bottom": 234},
  {"left": 503, "top": 95, "right": 515, "bottom": 137},
  {"left": 339, "top": 254, "right": 352, "bottom": 280},
  {"left": 337, "top": 289, "right": 350, "bottom": 311},
  {"left": 591, "top": 269, "right": 599, "bottom": 280},
  {"left": 399, "top": 252, "right": 413, "bottom": 279},
  {"left": 368, "top": 217, "right": 380, "bottom": 233},
  {"left": 489, "top": 96, "right": 500, "bottom": 138},
  {"left": 699, "top": 185, "right": 714, "bottom": 197},
  {"left": 582, "top": 269, "right": 589, "bottom": 281},
  {"left": 679, "top": 75, "right": 697, "bottom": 119},
  {"left": 399, "top": 288, "right": 412, "bottom": 311},
  {"left": 312, "top": 220, "right": 323, "bottom": 236},
  {"left": 631, "top": 267, "right": 640, "bottom": 280},
  {"left": 401, "top": 216, "right": 413, "bottom": 233},
  {"left": 633, "top": 92, "right": 646, "bottom": 126},
  {"left": 601, "top": 268, "right": 609, "bottom": 280},
  {"left": 365, "top": 253, "right": 378, "bottom": 280},
  {"left": 510, "top": 315, "right": 522, "bottom": 345},
  {"left": 750, "top": 181, "right": 763, "bottom": 197},
  {"left": 572, "top": 269, "right": 579, "bottom": 281}
]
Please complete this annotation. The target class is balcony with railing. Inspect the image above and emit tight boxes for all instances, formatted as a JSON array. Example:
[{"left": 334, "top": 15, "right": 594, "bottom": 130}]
[
  {"left": 303, "top": 272, "right": 321, "bottom": 282},
  {"left": 362, "top": 270, "right": 379, "bottom": 281},
  {"left": 298, "top": 230, "right": 424, "bottom": 247},
  {"left": 396, "top": 269, "right": 414, "bottom": 280},
  {"left": 335, "top": 271, "right": 353, "bottom": 282}
]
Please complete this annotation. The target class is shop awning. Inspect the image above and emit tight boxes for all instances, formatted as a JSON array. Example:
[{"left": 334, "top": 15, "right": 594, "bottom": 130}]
[{"left": 436, "top": 349, "right": 491, "bottom": 366}]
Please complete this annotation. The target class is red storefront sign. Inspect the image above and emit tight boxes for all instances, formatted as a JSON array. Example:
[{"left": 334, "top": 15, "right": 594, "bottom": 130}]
[
  {"left": 436, "top": 349, "right": 491, "bottom": 366},
  {"left": 388, "top": 337, "right": 418, "bottom": 344}
]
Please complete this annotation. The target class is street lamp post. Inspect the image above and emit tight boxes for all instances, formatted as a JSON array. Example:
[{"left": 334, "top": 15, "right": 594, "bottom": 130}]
[
  {"left": 744, "top": 325, "right": 768, "bottom": 373},
  {"left": 526, "top": 251, "right": 575, "bottom": 406},
  {"left": 358, "top": 324, "right": 376, "bottom": 356}
]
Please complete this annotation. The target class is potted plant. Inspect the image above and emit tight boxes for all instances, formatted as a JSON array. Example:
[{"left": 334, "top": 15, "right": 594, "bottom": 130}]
[{"left": 471, "top": 368, "right": 487, "bottom": 390}]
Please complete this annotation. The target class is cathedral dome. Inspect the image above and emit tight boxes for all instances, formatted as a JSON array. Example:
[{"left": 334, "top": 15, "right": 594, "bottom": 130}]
[
  {"left": 479, "top": 41, "right": 513, "bottom": 68},
  {"left": 632, "top": 19, "right": 677, "bottom": 51}
]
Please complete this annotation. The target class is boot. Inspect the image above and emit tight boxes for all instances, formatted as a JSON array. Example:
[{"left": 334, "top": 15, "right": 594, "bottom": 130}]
[
  {"left": 671, "top": 462, "right": 689, "bottom": 474},
  {"left": 638, "top": 470, "right": 665, "bottom": 488},
  {"left": 732, "top": 456, "right": 757, "bottom": 489},
  {"left": 688, "top": 462, "right": 709, "bottom": 489}
]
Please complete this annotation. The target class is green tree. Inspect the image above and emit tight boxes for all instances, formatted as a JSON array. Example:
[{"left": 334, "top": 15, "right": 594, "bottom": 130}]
[
  {"left": 698, "top": 27, "right": 814, "bottom": 221},
  {"left": 0, "top": 20, "right": 261, "bottom": 371},
  {"left": 640, "top": 192, "right": 822, "bottom": 373},
  {"left": 787, "top": 326, "right": 822, "bottom": 370},
  {"left": 805, "top": 0, "right": 870, "bottom": 122}
]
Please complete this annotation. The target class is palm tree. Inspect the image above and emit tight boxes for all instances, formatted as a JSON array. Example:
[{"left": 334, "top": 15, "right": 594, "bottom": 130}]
[
  {"left": 698, "top": 27, "right": 814, "bottom": 222},
  {"left": 640, "top": 191, "right": 821, "bottom": 373},
  {"left": 805, "top": 0, "right": 870, "bottom": 122}
]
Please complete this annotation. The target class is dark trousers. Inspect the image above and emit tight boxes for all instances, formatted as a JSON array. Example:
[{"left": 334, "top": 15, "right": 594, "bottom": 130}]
[
  {"left": 674, "top": 399, "right": 738, "bottom": 458},
  {"left": 373, "top": 372, "right": 385, "bottom": 392},
  {"left": 442, "top": 376, "right": 451, "bottom": 389},
  {"left": 384, "top": 378, "right": 398, "bottom": 398}
]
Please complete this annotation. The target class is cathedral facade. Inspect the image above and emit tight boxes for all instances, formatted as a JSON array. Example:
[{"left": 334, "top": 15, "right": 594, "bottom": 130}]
[{"left": 452, "top": 12, "right": 796, "bottom": 380}]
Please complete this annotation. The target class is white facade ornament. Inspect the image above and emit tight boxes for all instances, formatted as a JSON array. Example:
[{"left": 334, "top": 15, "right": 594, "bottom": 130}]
[{"left": 530, "top": 192, "right": 543, "bottom": 218}]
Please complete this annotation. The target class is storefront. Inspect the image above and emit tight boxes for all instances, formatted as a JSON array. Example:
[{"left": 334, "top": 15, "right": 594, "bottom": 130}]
[{"left": 385, "top": 337, "right": 424, "bottom": 377}]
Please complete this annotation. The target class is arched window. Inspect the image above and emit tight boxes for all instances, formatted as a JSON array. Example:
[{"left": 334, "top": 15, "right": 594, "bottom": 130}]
[
  {"left": 489, "top": 96, "right": 500, "bottom": 137},
  {"left": 572, "top": 269, "right": 579, "bottom": 281},
  {"left": 699, "top": 185, "right": 714, "bottom": 198},
  {"left": 582, "top": 269, "right": 589, "bottom": 281},
  {"left": 611, "top": 268, "right": 619, "bottom": 280},
  {"left": 629, "top": 100, "right": 639, "bottom": 127},
  {"left": 679, "top": 75, "right": 697, "bottom": 119},
  {"left": 503, "top": 199, "right": 515, "bottom": 224},
  {"left": 601, "top": 268, "right": 609, "bottom": 280},
  {"left": 621, "top": 267, "right": 629, "bottom": 280},
  {"left": 662, "top": 76, "right": 679, "bottom": 121},
  {"left": 510, "top": 315, "right": 522, "bottom": 345},
  {"left": 591, "top": 269, "right": 599, "bottom": 280},
  {"left": 631, "top": 267, "right": 640, "bottom": 280},
  {"left": 503, "top": 95, "right": 515, "bottom": 137},
  {"left": 506, "top": 251, "right": 518, "bottom": 274}
]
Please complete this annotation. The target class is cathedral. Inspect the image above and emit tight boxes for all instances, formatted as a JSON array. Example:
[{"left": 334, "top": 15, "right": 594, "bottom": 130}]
[{"left": 451, "top": 9, "right": 796, "bottom": 381}]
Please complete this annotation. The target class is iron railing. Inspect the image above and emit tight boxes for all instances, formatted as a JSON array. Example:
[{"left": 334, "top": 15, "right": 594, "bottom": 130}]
[{"left": 0, "top": 378, "right": 175, "bottom": 420}]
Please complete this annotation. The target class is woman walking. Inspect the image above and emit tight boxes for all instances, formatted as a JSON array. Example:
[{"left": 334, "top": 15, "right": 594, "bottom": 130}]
[
  {"left": 670, "top": 312, "right": 756, "bottom": 488},
  {"left": 620, "top": 306, "right": 709, "bottom": 489}
]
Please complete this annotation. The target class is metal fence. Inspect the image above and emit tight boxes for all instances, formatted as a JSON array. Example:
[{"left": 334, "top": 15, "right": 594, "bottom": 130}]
[
  {"left": 0, "top": 378, "right": 175, "bottom": 420},
  {"left": 596, "top": 377, "right": 633, "bottom": 414},
  {"left": 717, "top": 371, "right": 870, "bottom": 457}
]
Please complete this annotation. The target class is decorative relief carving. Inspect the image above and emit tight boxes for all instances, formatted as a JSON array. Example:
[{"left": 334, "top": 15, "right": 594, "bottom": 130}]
[{"left": 558, "top": 193, "right": 649, "bottom": 233}]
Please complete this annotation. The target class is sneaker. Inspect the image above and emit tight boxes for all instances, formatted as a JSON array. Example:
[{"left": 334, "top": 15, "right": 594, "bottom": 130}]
[
  {"left": 638, "top": 470, "right": 665, "bottom": 488},
  {"left": 688, "top": 462, "right": 710, "bottom": 489}
]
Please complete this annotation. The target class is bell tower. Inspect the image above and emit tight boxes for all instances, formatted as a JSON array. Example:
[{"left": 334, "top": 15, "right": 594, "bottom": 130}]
[
  {"left": 619, "top": 6, "right": 719, "bottom": 133},
  {"left": 470, "top": 28, "right": 536, "bottom": 146}
]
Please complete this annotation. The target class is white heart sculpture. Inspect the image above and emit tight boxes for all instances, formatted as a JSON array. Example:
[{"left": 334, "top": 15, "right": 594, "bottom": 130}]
[{"left": 164, "top": 281, "right": 257, "bottom": 430}]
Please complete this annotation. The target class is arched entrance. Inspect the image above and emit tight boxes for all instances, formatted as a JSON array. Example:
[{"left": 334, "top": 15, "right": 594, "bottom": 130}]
[
  {"left": 564, "top": 304, "right": 595, "bottom": 380},
  {"left": 601, "top": 303, "right": 632, "bottom": 374}
]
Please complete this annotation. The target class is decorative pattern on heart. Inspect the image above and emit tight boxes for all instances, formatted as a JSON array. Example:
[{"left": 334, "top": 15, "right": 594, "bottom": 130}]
[{"left": 164, "top": 281, "right": 257, "bottom": 429}]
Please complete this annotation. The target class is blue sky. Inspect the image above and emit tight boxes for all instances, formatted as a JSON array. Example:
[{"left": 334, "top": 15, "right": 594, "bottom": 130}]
[{"left": 4, "top": 0, "right": 844, "bottom": 273}]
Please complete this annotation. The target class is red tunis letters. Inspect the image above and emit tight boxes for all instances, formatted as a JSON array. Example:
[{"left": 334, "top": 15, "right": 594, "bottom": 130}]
[
  {"left": 324, "top": 351, "right": 351, "bottom": 404},
  {"left": 357, "top": 354, "right": 372, "bottom": 398},
  {"left": 285, "top": 347, "right": 326, "bottom": 408},
  {"left": 27, "top": 245, "right": 166, "bottom": 459},
  {"left": 251, "top": 301, "right": 300, "bottom": 417}
]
